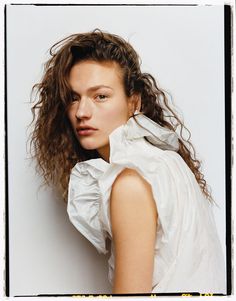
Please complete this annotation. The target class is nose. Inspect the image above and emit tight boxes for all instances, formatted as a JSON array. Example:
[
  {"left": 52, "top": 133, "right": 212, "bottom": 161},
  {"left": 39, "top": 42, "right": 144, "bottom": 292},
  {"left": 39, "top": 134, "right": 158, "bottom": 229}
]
[{"left": 75, "top": 97, "right": 92, "bottom": 120}]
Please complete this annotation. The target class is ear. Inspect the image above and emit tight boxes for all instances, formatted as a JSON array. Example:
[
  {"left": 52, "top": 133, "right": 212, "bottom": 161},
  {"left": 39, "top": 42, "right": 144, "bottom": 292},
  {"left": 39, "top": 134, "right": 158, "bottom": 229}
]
[{"left": 128, "top": 93, "right": 141, "bottom": 116}]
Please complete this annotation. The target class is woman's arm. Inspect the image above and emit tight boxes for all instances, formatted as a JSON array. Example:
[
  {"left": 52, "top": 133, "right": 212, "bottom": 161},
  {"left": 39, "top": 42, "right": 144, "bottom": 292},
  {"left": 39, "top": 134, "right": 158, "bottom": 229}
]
[{"left": 110, "top": 168, "right": 158, "bottom": 294}]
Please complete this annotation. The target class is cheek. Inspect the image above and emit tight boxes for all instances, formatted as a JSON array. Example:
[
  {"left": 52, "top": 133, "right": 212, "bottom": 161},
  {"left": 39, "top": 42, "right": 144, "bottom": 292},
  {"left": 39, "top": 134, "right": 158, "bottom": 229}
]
[
  {"left": 101, "top": 105, "right": 129, "bottom": 130},
  {"left": 67, "top": 107, "right": 76, "bottom": 126}
]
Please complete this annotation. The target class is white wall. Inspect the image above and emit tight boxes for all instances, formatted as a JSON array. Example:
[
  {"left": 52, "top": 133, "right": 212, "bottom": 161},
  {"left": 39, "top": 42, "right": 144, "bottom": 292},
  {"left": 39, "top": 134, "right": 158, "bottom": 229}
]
[{"left": 6, "top": 4, "right": 226, "bottom": 296}]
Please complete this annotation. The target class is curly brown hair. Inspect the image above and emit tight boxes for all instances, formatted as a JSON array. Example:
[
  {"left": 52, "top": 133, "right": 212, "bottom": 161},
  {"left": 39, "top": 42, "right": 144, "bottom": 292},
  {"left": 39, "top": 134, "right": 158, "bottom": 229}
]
[{"left": 30, "top": 29, "right": 212, "bottom": 201}]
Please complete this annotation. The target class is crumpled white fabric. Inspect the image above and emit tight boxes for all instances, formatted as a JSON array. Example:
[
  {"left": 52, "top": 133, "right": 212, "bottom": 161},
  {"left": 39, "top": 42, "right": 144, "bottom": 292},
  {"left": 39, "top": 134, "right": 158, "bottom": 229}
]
[
  {"left": 67, "top": 114, "right": 226, "bottom": 294},
  {"left": 67, "top": 159, "right": 109, "bottom": 254}
]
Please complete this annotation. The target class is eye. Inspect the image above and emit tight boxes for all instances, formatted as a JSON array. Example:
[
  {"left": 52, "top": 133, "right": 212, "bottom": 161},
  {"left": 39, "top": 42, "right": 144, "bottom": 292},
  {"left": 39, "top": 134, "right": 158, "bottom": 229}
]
[
  {"left": 95, "top": 94, "right": 108, "bottom": 102},
  {"left": 71, "top": 93, "right": 80, "bottom": 102}
]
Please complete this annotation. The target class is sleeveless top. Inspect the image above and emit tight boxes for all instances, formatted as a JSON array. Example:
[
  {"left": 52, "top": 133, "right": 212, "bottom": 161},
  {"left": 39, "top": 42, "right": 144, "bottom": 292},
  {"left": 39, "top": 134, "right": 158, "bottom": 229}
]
[{"left": 67, "top": 114, "right": 226, "bottom": 294}]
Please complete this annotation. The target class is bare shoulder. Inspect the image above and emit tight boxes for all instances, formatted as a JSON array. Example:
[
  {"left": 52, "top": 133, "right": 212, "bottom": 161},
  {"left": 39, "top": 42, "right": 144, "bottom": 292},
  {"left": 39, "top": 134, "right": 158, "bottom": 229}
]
[
  {"left": 111, "top": 168, "right": 151, "bottom": 194},
  {"left": 110, "top": 171, "right": 157, "bottom": 293},
  {"left": 110, "top": 168, "right": 157, "bottom": 222}
]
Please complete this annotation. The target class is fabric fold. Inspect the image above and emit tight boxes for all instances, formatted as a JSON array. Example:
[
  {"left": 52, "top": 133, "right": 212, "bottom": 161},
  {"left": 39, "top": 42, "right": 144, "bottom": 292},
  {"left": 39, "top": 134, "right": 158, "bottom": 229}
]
[
  {"left": 124, "top": 113, "right": 179, "bottom": 151},
  {"left": 67, "top": 158, "right": 109, "bottom": 254},
  {"left": 67, "top": 114, "right": 226, "bottom": 293}
]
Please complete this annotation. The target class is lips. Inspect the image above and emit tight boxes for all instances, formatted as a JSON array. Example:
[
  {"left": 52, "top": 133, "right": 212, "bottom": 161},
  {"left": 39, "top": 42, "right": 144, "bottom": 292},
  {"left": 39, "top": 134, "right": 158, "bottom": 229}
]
[{"left": 76, "top": 126, "right": 98, "bottom": 136}]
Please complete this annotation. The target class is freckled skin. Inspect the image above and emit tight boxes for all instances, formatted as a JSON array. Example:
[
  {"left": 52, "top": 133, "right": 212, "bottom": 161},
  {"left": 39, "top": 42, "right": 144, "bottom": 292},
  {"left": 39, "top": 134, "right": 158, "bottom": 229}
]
[{"left": 67, "top": 60, "right": 133, "bottom": 161}]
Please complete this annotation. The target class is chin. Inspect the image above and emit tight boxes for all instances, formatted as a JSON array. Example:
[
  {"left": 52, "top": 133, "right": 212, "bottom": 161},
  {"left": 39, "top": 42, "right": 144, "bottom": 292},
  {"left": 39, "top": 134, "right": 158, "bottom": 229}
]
[
  {"left": 80, "top": 144, "right": 97, "bottom": 151},
  {"left": 79, "top": 137, "right": 108, "bottom": 149},
  {"left": 79, "top": 141, "right": 103, "bottom": 151}
]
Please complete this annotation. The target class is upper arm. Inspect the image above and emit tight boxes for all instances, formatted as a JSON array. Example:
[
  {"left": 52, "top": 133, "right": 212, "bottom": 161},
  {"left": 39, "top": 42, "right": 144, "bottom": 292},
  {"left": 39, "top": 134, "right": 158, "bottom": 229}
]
[{"left": 110, "top": 168, "right": 158, "bottom": 294}]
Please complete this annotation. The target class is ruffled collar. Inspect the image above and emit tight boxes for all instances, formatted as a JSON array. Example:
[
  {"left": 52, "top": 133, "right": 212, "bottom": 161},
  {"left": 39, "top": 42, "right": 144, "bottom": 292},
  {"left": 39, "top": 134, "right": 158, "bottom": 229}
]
[
  {"left": 74, "top": 114, "right": 179, "bottom": 171},
  {"left": 67, "top": 114, "right": 180, "bottom": 253},
  {"left": 111, "top": 113, "right": 179, "bottom": 152}
]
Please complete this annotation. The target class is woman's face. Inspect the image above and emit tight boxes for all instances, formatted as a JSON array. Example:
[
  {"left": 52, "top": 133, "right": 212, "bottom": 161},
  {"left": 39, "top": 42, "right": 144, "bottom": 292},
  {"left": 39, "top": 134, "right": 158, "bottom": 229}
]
[{"left": 67, "top": 60, "right": 133, "bottom": 161}]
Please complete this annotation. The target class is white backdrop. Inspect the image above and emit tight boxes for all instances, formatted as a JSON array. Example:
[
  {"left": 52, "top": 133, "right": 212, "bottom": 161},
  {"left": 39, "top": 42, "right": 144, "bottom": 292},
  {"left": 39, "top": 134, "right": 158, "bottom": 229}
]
[{"left": 6, "top": 4, "right": 226, "bottom": 296}]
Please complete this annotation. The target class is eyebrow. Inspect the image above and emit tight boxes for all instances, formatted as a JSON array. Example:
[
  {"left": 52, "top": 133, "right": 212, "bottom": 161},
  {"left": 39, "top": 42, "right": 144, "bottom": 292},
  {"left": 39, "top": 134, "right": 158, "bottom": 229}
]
[
  {"left": 72, "top": 85, "right": 113, "bottom": 94},
  {"left": 88, "top": 85, "right": 113, "bottom": 92}
]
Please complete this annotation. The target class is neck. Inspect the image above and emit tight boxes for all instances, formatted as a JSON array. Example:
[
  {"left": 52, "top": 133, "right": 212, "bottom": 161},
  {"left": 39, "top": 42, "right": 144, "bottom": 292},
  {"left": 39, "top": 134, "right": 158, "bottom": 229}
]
[{"left": 96, "top": 145, "right": 110, "bottom": 163}]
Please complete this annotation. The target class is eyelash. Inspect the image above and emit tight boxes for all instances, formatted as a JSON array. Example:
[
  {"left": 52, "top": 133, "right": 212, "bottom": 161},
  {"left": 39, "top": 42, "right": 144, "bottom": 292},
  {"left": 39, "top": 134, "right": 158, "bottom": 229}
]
[
  {"left": 95, "top": 94, "right": 108, "bottom": 102},
  {"left": 71, "top": 94, "right": 108, "bottom": 102},
  {"left": 71, "top": 95, "right": 79, "bottom": 102}
]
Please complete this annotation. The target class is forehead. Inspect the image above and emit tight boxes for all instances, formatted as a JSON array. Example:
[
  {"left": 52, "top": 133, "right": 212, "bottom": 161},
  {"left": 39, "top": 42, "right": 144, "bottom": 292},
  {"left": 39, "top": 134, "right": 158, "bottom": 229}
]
[{"left": 69, "top": 60, "right": 123, "bottom": 89}]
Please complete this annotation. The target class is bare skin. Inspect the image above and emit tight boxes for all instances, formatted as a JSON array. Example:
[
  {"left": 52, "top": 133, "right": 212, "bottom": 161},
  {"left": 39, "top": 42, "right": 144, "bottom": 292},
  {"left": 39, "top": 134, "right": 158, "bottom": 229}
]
[
  {"left": 110, "top": 168, "right": 158, "bottom": 294},
  {"left": 67, "top": 60, "right": 141, "bottom": 162},
  {"left": 68, "top": 60, "right": 155, "bottom": 292}
]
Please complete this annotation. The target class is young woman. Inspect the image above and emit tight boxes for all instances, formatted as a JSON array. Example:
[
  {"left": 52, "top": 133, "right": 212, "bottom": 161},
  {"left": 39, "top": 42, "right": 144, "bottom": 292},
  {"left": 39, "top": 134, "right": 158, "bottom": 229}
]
[{"left": 31, "top": 29, "right": 225, "bottom": 294}]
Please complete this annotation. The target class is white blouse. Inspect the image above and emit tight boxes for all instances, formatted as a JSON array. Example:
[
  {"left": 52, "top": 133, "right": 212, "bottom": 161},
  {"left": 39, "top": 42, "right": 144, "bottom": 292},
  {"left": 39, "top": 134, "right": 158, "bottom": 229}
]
[{"left": 67, "top": 114, "right": 226, "bottom": 294}]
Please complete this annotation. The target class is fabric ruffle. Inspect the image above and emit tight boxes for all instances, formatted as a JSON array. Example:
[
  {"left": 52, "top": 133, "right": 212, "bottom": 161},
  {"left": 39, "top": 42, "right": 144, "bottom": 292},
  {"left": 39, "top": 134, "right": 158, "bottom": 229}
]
[
  {"left": 67, "top": 114, "right": 225, "bottom": 293},
  {"left": 123, "top": 113, "right": 179, "bottom": 151},
  {"left": 67, "top": 158, "right": 109, "bottom": 254},
  {"left": 67, "top": 114, "right": 179, "bottom": 254}
]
